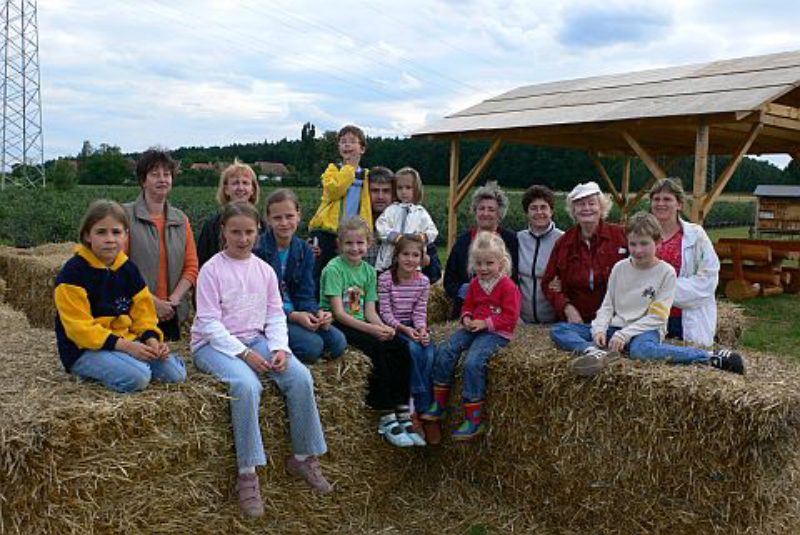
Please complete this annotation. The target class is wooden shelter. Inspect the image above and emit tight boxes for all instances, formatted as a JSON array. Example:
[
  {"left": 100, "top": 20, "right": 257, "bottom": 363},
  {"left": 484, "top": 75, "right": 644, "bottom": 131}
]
[{"left": 413, "top": 50, "right": 800, "bottom": 249}]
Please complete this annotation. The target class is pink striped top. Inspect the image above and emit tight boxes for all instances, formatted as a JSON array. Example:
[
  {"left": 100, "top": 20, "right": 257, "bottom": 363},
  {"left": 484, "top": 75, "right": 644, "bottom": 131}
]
[{"left": 378, "top": 270, "right": 430, "bottom": 330}]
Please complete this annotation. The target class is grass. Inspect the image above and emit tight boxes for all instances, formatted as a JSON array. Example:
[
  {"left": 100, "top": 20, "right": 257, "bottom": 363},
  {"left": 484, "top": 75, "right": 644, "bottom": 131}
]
[{"left": 738, "top": 293, "right": 800, "bottom": 360}]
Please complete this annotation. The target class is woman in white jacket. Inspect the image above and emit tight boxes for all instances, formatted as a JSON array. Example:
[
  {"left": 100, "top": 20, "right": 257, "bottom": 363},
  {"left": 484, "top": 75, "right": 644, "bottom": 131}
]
[{"left": 649, "top": 178, "right": 720, "bottom": 347}]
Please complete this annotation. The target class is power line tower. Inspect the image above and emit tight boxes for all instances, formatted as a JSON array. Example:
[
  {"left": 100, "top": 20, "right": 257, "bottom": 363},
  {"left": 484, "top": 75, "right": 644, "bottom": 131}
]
[{"left": 1, "top": 0, "right": 44, "bottom": 190}]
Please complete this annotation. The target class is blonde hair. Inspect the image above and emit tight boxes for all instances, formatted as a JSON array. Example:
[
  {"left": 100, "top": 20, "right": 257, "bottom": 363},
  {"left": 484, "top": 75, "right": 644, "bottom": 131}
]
[
  {"left": 567, "top": 192, "right": 612, "bottom": 221},
  {"left": 626, "top": 211, "right": 663, "bottom": 242},
  {"left": 216, "top": 159, "right": 259, "bottom": 205},
  {"left": 337, "top": 216, "right": 372, "bottom": 243},
  {"left": 468, "top": 231, "right": 511, "bottom": 277},
  {"left": 395, "top": 166, "right": 424, "bottom": 203}
]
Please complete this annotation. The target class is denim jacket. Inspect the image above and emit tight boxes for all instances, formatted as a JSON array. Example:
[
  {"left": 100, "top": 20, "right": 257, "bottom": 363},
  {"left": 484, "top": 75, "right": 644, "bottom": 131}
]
[{"left": 254, "top": 230, "right": 319, "bottom": 314}]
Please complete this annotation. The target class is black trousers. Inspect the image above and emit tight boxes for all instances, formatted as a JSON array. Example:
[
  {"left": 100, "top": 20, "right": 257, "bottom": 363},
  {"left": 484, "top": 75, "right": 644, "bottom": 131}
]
[{"left": 335, "top": 322, "right": 411, "bottom": 410}]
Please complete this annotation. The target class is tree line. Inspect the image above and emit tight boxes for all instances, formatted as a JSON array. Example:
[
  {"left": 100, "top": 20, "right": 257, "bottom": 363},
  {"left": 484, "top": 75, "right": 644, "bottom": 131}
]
[{"left": 44, "top": 123, "right": 800, "bottom": 192}]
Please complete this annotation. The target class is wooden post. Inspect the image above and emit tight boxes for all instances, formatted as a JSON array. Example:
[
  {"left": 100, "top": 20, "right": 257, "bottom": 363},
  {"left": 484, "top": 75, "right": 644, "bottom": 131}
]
[
  {"left": 454, "top": 137, "right": 503, "bottom": 208},
  {"left": 448, "top": 139, "right": 461, "bottom": 251},
  {"left": 691, "top": 123, "right": 710, "bottom": 222},
  {"left": 621, "top": 130, "right": 667, "bottom": 180},
  {"left": 587, "top": 152, "right": 623, "bottom": 206},
  {"left": 702, "top": 122, "right": 763, "bottom": 217},
  {"left": 621, "top": 156, "right": 631, "bottom": 218}
]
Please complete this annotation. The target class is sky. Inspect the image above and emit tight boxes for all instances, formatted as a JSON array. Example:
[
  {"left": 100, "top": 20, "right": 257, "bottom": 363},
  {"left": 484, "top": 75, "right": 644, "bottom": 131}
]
[{"left": 39, "top": 0, "right": 800, "bottom": 165}]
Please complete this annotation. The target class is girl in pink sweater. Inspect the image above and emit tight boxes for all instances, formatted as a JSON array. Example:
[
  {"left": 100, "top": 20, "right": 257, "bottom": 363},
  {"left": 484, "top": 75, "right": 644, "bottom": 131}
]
[
  {"left": 421, "top": 231, "right": 521, "bottom": 441},
  {"left": 191, "top": 201, "right": 331, "bottom": 518}
]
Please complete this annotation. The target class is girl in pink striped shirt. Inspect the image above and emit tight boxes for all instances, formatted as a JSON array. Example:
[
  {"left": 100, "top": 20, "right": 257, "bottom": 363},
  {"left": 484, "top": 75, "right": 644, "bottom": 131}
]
[{"left": 378, "top": 235, "right": 435, "bottom": 445}]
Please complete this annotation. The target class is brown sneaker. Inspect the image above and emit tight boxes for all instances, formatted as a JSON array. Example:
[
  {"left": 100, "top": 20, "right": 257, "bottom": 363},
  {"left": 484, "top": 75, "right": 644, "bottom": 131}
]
[
  {"left": 286, "top": 456, "right": 333, "bottom": 494},
  {"left": 236, "top": 472, "right": 264, "bottom": 517}
]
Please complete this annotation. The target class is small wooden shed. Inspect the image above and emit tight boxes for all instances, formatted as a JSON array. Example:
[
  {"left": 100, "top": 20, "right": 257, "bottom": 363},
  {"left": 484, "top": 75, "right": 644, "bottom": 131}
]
[
  {"left": 753, "top": 185, "right": 800, "bottom": 236},
  {"left": 414, "top": 50, "right": 800, "bottom": 249}
]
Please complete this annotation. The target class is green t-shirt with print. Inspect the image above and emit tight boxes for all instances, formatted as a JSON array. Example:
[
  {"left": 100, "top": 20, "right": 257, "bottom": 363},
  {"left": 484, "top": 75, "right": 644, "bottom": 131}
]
[{"left": 320, "top": 256, "right": 377, "bottom": 321}]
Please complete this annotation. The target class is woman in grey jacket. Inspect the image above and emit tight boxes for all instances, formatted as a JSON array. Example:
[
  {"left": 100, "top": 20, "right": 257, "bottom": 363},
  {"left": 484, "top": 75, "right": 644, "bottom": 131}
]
[{"left": 517, "top": 185, "right": 563, "bottom": 324}]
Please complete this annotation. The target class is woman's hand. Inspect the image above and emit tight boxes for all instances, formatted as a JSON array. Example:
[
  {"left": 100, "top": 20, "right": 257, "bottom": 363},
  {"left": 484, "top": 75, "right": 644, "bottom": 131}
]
[
  {"left": 154, "top": 297, "right": 175, "bottom": 321},
  {"left": 564, "top": 304, "right": 583, "bottom": 324},
  {"left": 548, "top": 276, "right": 562, "bottom": 293}
]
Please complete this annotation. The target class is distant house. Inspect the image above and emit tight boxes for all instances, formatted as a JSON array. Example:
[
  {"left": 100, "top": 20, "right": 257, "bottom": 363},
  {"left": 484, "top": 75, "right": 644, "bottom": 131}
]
[
  {"left": 254, "top": 161, "right": 289, "bottom": 181},
  {"left": 753, "top": 185, "right": 800, "bottom": 236},
  {"left": 190, "top": 162, "right": 217, "bottom": 172}
]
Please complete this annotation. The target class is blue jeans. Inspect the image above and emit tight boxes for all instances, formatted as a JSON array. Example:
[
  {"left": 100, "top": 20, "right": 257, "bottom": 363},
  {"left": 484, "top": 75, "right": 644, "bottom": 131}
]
[
  {"left": 433, "top": 329, "right": 508, "bottom": 402},
  {"left": 193, "top": 335, "right": 327, "bottom": 469},
  {"left": 71, "top": 349, "right": 186, "bottom": 393},
  {"left": 287, "top": 321, "right": 347, "bottom": 364},
  {"left": 550, "top": 322, "right": 709, "bottom": 364},
  {"left": 397, "top": 328, "right": 435, "bottom": 411}
]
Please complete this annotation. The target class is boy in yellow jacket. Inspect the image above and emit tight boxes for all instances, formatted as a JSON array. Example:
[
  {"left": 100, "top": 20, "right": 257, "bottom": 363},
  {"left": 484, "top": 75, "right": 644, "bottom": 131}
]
[{"left": 309, "top": 125, "right": 372, "bottom": 291}]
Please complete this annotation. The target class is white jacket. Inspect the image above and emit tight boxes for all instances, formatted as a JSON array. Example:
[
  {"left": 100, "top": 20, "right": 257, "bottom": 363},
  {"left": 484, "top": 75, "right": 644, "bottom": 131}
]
[
  {"left": 672, "top": 219, "right": 720, "bottom": 347},
  {"left": 374, "top": 202, "right": 438, "bottom": 271}
]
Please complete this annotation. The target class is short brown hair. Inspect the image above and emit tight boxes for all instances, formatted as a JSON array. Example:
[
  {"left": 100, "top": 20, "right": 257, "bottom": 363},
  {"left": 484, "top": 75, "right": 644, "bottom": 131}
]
[
  {"left": 649, "top": 177, "right": 686, "bottom": 204},
  {"left": 338, "top": 125, "right": 367, "bottom": 149},
  {"left": 521, "top": 184, "right": 555, "bottom": 212},
  {"left": 395, "top": 166, "right": 424, "bottom": 203},
  {"left": 390, "top": 235, "right": 426, "bottom": 284},
  {"left": 625, "top": 211, "right": 663, "bottom": 242},
  {"left": 135, "top": 148, "right": 178, "bottom": 187},
  {"left": 79, "top": 199, "right": 129, "bottom": 246},
  {"left": 369, "top": 165, "right": 394, "bottom": 184},
  {"left": 216, "top": 159, "right": 259, "bottom": 205}
]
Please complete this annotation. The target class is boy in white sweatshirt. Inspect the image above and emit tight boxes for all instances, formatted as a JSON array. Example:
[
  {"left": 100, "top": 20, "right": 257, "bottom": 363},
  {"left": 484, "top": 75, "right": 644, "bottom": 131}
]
[{"left": 553, "top": 212, "right": 745, "bottom": 376}]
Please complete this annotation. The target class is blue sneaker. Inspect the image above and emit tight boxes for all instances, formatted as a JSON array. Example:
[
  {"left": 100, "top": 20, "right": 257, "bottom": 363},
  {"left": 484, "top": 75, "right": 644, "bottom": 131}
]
[{"left": 420, "top": 401, "right": 446, "bottom": 422}]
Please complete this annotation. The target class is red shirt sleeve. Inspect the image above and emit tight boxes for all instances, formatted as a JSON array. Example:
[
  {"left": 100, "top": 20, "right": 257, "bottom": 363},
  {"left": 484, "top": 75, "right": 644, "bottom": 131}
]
[{"left": 487, "top": 277, "right": 521, "bottom": 334}]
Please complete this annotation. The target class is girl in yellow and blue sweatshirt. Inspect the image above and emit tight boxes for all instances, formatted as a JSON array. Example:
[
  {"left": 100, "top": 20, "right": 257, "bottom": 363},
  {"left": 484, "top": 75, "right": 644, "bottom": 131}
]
[{"left": 54, "top": 200, "right": 186, "bottom": 393}]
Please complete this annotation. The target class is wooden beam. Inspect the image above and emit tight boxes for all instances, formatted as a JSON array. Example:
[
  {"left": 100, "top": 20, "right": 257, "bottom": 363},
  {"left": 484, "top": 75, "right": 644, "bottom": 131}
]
[
  {"left": 629, "top": 175, "right": 662, "bottom": 212},
  {"left": 762, "top": 113, "right": 800, "bottom": 132},
  {"left": 447, "top": 139, "right": 460, "bottom": 251},
  {"left": 691, "top": 123, "right": 710, "bottom": 222},
  {"left": 702, "top": 122, "right": 763, "bottom": 217},
  {"left": 621, "top": 130, "right": 667, "bottom": 180},
  {"left": 587, "top": 152, "right": 623, "bottom": 206},
  {"left": 453, "top": 137, "right": 503, "bottom": 209},
  {"left": 767, "top": 103, "right": 800, "bottom": 120}
]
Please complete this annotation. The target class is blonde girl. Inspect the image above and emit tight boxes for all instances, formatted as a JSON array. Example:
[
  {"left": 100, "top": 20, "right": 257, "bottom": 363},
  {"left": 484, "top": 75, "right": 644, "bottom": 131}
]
[
  {"left": 55, "top": 199, "right": 186, "bottom": 393},
  {"left": 191, "top": 201, "right": 331, "bottom": 518},
  {"left": 421, "top": 232, "right": 521, "bottom": 441},
  {"left": 374, "top": 167, "right": 438, "bottom": 272}
]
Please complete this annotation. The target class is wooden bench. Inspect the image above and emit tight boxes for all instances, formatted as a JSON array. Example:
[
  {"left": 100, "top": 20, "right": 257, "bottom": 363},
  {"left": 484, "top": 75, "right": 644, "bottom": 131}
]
[{"left": 716, "top": 238, "right": 800, "bottom": 300}]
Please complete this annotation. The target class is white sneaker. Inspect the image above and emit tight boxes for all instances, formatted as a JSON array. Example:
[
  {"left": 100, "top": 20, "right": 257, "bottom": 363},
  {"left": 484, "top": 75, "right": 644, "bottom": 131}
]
[{"left": 378, "top": 416, "right": 414, "bottom": 447}]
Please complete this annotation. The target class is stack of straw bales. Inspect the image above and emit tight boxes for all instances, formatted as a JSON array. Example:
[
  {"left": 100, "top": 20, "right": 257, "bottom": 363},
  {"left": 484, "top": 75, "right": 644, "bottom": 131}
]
[{"left": 0, "top": 243, "right": 74, "bottom": 328}]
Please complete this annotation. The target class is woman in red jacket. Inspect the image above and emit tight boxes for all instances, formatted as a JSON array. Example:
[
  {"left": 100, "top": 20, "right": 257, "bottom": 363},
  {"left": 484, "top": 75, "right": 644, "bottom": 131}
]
[{"left": 543, "top": 181, "right": 628, "bottom": 330}]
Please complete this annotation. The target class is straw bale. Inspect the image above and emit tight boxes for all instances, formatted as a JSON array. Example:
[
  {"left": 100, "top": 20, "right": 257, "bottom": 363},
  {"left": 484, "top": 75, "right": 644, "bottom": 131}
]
[
  {"left": 0, "top": 276, "right": 5, "bottom": 302},
  {"left": 717, "top": 299, "right": 746, "bottom": 347},
  {"left": 426, "top": 283, "right": 452, "bottom": 324},
  {"left": 0, "top": 243, "right": 73, "bottom": 328},
  {"left": 433, "top": 324, "right": 800, "bottom": 535}
]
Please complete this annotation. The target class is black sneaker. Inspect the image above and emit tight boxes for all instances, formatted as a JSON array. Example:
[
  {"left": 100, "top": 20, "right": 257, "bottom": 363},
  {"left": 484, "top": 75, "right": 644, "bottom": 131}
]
[{"left": 710, "top": 349, "right": 745, "bottom": 375}]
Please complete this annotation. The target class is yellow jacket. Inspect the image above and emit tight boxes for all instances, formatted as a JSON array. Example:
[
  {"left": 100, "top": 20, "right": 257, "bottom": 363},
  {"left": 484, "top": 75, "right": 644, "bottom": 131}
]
[{"left": 308, "top": 163, "right": 372, "bottom": 233}]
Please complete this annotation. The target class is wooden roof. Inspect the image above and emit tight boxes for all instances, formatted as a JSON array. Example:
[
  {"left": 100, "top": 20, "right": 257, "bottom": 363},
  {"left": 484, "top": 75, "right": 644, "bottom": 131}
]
[
  {"left": 754, "top": 185, "right": 800, "bottom": 197},
  {"left": 414, "top": 50, "right": 800, "bottom": 156}
]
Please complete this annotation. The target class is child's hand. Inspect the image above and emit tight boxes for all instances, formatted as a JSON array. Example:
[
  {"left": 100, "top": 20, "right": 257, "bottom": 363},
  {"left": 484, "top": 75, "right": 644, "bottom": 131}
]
[
  {"left": 417, "top": 327, "right": 431, "bottom": 346},
  {"left": 372, "top": 324, "right": 395, "bottom": 341},
  {"left": 422, "top": 252, "right": 431, "bottom": 267},
  {"left": 468, "top": 319, "right": 487, "bottom": 332},
  {"left": 608, "top": 335, "right": 625, "bottom": 353},
  {"left": 121, "top": 339, "right": 159, "bottom": 361},
  {"left": 292, "top": 311, "right": 319, "bottom": 331},
  {"left": 461, "top": 316, "right": 473, "bottom": 329},
  {"left": 144, "top": 337, "right": 171, "bottom": 360},
  {"left": 243, "top": 348, "right": 271, "bottom": 375},
  {"left": 270, "top": 350, "right": 288, "bottom": 373},
  {"left": 399, "top": 324, "right": 417, "bottom": 340},
  {"left": 317, "top": 310, "right": 333, "bottom": 329},
  {"left": 593, "top": 332, "right": 607, "bottom": 348}
]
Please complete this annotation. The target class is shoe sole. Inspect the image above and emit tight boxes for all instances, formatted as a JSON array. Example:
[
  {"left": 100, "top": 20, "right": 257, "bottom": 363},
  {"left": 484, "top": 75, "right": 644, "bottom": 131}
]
[
  {"left": 571, "top": 351, "right": 621, "bottom": 377},
  {"left": 452, "top": 426, "right": 486, "bottom": 442}
]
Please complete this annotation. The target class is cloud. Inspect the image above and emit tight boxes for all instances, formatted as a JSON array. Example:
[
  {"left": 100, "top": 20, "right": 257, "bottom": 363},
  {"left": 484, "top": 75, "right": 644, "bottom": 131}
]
[{"left": 558, "top": 5, "right": 673, "bottom": 48}]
